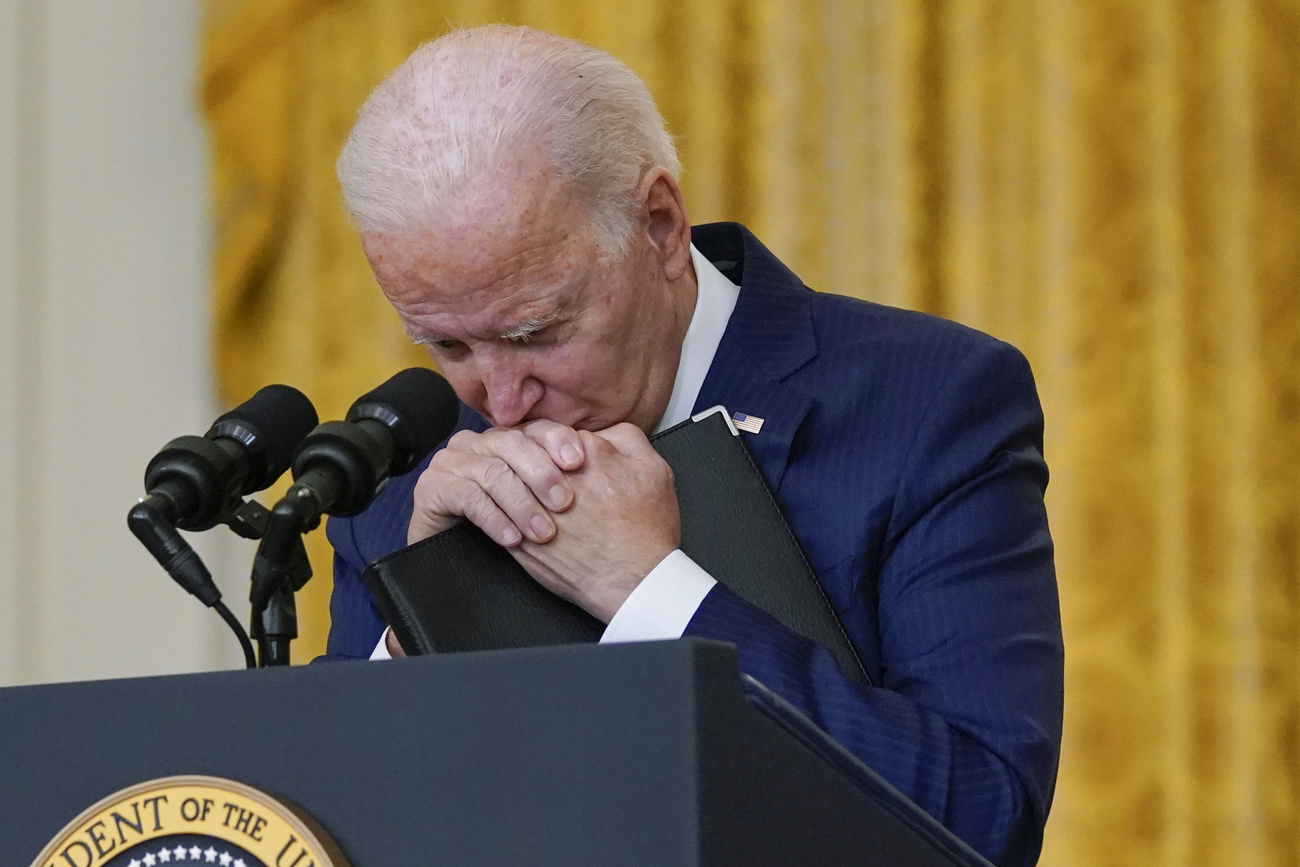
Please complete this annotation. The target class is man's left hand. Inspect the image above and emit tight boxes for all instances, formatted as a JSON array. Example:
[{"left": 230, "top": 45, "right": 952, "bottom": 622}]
[{"left": 509, "top": 423, "right": 680, "bottom": 623}]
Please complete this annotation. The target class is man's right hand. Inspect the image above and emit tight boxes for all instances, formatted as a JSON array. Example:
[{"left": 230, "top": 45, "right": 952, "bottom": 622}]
[{"left": 407, "top": 421, "right": 586, "bottom": 547}]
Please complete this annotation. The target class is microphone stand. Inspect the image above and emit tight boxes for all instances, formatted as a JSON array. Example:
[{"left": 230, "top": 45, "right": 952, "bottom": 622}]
[{"left": 249, "top": 486, "right": 324, "bottom": 666}]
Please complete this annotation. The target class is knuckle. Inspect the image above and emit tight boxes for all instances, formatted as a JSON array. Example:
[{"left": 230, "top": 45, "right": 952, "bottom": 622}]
[
  {"left": 461, "top": 484, "right": 500, "bottom": 522},
  {"left": 414, "top": 464, "right": 451, "bottom": 499},
  {"left": 539, "top": 463, "right": 566, "bottom": 487},
  {"left": 495, "top": 428, "right": 530, "bottom": 455},
  {"left": 447, "top": 429, "right": 478, "bottom": 449},
  {"left": 522, "top": 418, "right": 555, "bottom": 437},
  {"left": 530, "top": 421, "right": 575, "bottom": 455},
  {"left": 442, "top": 476, "right": 479, "bottom": 513},
  {"left": 478, "top": 456, "right": 515, "bottom": 487}
]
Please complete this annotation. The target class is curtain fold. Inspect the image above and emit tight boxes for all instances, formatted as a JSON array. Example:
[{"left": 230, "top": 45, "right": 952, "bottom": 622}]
[{"left": 202, "top": 2, "right": 1300, "bottom": 862}]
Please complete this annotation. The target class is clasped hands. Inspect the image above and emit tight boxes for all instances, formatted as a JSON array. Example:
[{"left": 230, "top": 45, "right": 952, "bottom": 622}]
[{"left": 407, "top": 420, "right": 681, "bottom": 624}]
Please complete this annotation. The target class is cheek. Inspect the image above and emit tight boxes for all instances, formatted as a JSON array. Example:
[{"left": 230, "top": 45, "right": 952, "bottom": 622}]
[
  {"left": 441, "top": 367, "right": 484, "bottom": 409},
  {"left": 442, "top": 350, "right": 596, "bottom": 408},
  {"left": 537, "top": 345, "right": 599, "bottom": 388},
  {"left": 533, "top": 343, "right": 621, "bottom": 399},
  {"left": 436, "top": 353, "right": 491, "bottom": 404}
]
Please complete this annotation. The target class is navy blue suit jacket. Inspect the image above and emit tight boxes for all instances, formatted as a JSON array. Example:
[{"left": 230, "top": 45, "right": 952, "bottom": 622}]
[{"left": 326, "top": 223, "right": 1063, "bottom": 867}]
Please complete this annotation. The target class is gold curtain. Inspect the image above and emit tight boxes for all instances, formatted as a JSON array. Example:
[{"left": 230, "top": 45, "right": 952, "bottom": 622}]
[{"left": 202, "top": 1, "right": 1300, "bottom": 863}]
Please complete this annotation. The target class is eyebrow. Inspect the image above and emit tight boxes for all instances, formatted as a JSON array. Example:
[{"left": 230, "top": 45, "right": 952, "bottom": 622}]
[
  {"left": 403, "top": 326, "right": 443, "bottom": 346},
  {"left": 497, "top": 311, "right": 558, "bottom": 342},
  {"left": 403, "top": 310, "right": 559, "bottom": 346}
]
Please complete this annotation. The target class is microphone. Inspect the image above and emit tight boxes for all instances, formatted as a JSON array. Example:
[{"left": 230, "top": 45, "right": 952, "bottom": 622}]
[
  {"left": 286, "top": 368, "right": 459, "bottom": 519},
  {"left": 247, "top": 370, "right": 458, "bottom": 647},
  {"left": 136, "top": 384, "right": 320, "bottom": 531},
  {"left": 128, "top": 385, "right": 318, "bottom": 668}
]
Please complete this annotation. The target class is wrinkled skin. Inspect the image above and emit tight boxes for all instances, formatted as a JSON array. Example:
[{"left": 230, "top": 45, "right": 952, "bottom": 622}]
[{"left": 363, "top": 158, "right": 697, "bottom": 639}]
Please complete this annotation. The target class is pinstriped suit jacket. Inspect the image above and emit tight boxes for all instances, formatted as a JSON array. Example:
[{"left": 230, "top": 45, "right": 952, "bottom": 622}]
[{"left": 325, "top": 223, "right": 1063, "bottom": 867}]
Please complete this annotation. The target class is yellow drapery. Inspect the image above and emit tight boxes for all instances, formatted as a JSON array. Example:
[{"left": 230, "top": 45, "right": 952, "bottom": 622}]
[{"left": 202, "top": 2, "right": 1300, "bottom": 863}]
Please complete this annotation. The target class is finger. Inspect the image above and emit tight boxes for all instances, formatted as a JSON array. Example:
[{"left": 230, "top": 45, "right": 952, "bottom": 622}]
[
  {"left": 474, "top": 451, "right": 561, "bottom": 542},
  {"left": 385, "top": 628, "right": 406, "bottom": 658},
  {"left": 405, "top": 460, "right": 464, "bottom": 544},
  {"left": 576, "top": 428, "right": 619, "bottom": 461},
  {"left": 519, "top": 419, "right": 586, "bottom": 471},
  {"left": 461, "top": 454, "right": 559, "bottom": 544},
  {"left": 406, "top": 507, "right": 463, "bottom": 546},
  {"left": 590, "top": 422, "right": 655, "bottom": 457},
  {"left": 477, "top": 426, "right": 577, "bottom": 513},
  {"left": 411, "top": 458, "right": 542, "bottom": 546},
  {"left": 586, "top": 426, "right": 675, "bottom": 494},
  {"left": 441, "top": 427, "right": 574, "bottom": 514}
]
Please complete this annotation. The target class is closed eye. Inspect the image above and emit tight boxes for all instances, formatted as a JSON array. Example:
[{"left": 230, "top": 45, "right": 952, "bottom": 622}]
[
  {"left": 505, "top": 326, "right": 549, "bottom": 345},
  {"left": 498, "top": 312, "right": 558, "bottom": 343},
  {"left": 407, "top": 332, "right": 466, "bottom": 357}
]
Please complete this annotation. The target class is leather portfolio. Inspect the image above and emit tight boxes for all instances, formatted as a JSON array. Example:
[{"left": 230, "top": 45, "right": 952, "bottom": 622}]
[{"left": 363, "top": 406, "right": 870, "bottom": 685}]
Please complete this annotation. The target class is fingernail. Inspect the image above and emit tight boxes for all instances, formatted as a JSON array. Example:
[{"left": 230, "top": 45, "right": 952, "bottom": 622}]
[
  {"left": 548, "top": 484, "right": 572, "bottom": 510},
  {"left": 561, "top": 444, "right": 581, "bottom": 466},
  {"left": 530, "top": 514, "right": 554, "bottom": 541},
  {"left": 502, "top": 526, "right": 522, "bottom": 546}
]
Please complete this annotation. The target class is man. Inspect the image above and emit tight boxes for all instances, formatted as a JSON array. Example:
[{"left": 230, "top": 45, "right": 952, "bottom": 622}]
[{"left": 326, "top": 25, "right": 1062, "bottom": 867}]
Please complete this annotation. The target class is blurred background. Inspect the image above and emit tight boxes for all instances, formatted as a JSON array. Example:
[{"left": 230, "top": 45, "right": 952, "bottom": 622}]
[{"left": 1, "top": 1, "right": 1297, "bottom": 864}]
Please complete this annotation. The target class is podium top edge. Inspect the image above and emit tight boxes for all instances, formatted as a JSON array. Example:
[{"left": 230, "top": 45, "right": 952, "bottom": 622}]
[{"left": 0, "top": 636, "right": 742, "bottom": 696}]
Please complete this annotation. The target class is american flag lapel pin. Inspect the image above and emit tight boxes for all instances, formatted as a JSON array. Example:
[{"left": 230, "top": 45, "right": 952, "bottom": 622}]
[{"left": 731, "top": 411, "right": 764, "bottom": 434}]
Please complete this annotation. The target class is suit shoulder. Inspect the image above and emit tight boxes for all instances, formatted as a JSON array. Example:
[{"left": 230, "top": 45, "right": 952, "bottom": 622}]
[{"left": 805, "top": 291, "right": 1030, "bottom": 378}]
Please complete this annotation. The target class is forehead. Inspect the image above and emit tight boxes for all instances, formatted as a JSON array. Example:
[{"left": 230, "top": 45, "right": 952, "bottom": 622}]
[{"left": 362, "top": 166, "right": 595, "bottom": 331}]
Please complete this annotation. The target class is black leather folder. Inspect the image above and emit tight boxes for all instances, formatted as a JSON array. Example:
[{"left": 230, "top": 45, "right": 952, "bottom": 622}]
[{"left": 363, "top": 406, "right": 870, "bottom": 685}]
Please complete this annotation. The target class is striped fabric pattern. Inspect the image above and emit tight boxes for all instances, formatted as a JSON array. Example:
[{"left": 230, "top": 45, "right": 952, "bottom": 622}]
[
  {"left": 685, "top": 224, "right": 1061, "bottom": 867},
  {"left": 324, "top": 223, "right": 1063, "bottom": 867}
]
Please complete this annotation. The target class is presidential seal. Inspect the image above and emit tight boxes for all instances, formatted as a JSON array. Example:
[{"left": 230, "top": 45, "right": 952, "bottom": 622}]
[{"left": 30, "top": 776, "right": 346, "bottom": 867}]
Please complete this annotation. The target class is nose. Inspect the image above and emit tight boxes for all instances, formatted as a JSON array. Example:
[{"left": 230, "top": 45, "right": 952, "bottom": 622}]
[{"left": 475, "top": 349, "right": 543, "bottom": 428}]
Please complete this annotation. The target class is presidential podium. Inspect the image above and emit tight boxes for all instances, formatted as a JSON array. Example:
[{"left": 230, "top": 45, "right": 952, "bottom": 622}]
[{"left": 1, "top": 639, "right": 991, "bottom": 866}]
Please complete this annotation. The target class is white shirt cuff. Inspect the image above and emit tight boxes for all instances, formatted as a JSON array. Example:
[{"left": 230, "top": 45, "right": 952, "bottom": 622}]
[
  {"left": 370, "top": 551, "right": 717, "bottom": 655},
  {"left": 599, "top": 550, "right": 717, "bottom": 644}
]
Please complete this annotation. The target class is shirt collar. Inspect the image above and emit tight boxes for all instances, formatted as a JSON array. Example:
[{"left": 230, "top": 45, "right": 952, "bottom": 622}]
[{"left": 653, "top": 244, "right": 741, "bottom": 433}]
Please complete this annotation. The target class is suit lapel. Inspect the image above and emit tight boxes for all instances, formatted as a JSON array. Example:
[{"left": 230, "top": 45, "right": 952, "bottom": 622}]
[{"left": 692, "top": 224, "right": 817, "bottom": 491}]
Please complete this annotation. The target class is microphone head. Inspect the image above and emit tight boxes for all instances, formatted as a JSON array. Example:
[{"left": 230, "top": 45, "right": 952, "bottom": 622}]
[
  {"left": 346, "top": 367, "right": 460, "bottom": 474},
  {"left": 209, "top": 384, "right": 319, "bottom": 492}
]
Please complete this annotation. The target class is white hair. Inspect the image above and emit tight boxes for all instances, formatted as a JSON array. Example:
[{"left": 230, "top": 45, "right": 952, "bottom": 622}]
[{"left": 337, "top": 25, "right": 680, "bottom": 258}]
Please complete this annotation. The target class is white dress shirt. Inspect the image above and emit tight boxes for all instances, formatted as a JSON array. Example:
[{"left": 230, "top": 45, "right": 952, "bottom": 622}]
[{"left": 372, "top": 245, "right": 739, "bottom": 659}]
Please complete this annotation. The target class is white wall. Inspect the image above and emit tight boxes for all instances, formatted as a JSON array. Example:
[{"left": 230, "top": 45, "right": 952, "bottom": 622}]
[{"left": 0, "top": 0, "right": 250, "bottom": 686}]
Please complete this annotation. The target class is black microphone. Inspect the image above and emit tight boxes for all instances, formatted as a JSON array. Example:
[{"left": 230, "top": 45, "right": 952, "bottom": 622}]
[
  {"left": 129, "top": 385, "right": 319, "bottom": 669},
  {"left": 246, "top": 370, "right": 456, "bottom": 665},
  {"left": 286, "top": 368, "right": 459, "bottom": 519},
  {"left": 136, "top": 384, "right": 320, "bottom": 531}
]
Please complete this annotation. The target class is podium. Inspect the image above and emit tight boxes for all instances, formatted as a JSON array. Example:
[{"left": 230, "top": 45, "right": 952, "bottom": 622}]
[{"left": 1, "top": 639, "right": 991, "bottom": 866}]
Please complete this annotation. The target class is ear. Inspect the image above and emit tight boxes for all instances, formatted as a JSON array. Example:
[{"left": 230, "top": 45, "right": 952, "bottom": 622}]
[{"left": 637, "top": 167, "right": 692, "bottom": 281}]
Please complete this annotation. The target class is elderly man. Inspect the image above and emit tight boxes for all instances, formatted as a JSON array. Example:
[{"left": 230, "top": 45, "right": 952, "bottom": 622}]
[{"left": 325, "top": 25, "right": 1062, "bottom": 867}]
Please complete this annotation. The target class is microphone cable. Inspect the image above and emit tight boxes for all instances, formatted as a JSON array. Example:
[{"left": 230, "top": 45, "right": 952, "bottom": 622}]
[
  {"left": 214, "top": 599, "right": 257, "bottom": 669},
  {"left": 127, "top": 503, "right": 258, "bottom": 668}
]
